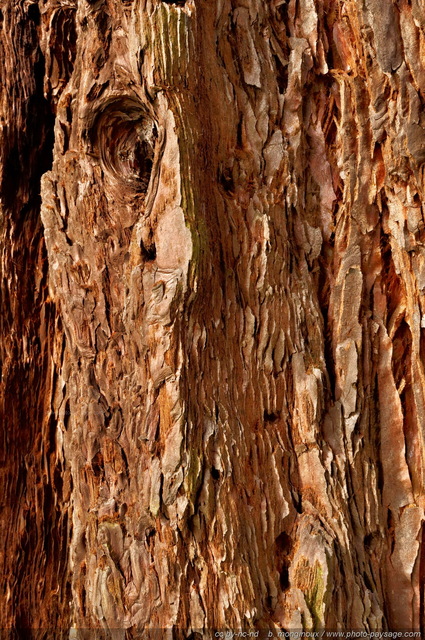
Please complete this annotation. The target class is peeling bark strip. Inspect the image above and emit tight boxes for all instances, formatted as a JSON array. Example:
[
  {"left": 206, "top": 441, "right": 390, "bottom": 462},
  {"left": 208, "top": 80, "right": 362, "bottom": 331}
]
[{"left": 1, "top": 0, "right": 425, "bottom": 634}]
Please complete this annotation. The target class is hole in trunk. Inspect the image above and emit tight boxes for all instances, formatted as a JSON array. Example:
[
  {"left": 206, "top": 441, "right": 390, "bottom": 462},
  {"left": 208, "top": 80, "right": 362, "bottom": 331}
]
[
  {"left": 140, "top": 239, "right": 156, "bottom": 262},
  {"left": 264, "top": 410, "right": 280, "bottom": 423},
  {"left": 211, "top": 467, "right": 220, "bottom": 480},
  {"left": 27, "top": 4, "right": 40, "bottom": 24},
  {"left": 90, "top": 98, "right": 157, "bottom": 198},
  {"left": 275, "top": 532, "right": 293, "bottom": 592}
]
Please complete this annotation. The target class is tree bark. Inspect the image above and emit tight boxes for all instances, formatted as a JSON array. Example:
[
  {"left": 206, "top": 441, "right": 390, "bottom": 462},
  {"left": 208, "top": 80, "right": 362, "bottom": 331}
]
[{"left": 1, "top": 0, "right": 425, "bottom": 635}]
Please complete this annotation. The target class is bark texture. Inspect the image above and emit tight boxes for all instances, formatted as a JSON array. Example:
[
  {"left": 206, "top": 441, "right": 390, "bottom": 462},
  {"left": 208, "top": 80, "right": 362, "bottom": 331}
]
[{"left": 1, "top": 0, "right": 425, "bottom": 635}]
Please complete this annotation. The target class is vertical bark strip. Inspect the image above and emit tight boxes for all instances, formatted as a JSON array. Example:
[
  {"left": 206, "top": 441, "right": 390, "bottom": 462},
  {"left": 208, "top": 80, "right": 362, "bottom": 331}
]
[
  {"left": 1, "top": 0, "right": 425, "bottom": 634},
  {"left": 0, "top": 2, "right": 70, "bottom": 632}
]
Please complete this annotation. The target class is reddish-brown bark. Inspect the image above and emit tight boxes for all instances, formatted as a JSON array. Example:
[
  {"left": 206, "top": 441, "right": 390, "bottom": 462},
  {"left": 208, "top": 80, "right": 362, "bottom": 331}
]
[{"left": 1, "top": 0, "right": 425, "bottom": 635}]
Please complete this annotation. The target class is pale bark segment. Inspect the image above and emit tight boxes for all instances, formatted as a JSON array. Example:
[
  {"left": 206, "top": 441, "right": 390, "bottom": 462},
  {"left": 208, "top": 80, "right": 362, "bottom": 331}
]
[{"left": 1, "top": 0, "right": 425, "bottom": 634}]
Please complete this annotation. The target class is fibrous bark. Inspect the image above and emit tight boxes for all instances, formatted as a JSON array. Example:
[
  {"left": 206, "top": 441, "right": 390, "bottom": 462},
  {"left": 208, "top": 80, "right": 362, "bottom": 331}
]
[{"left": 1, "top": 0, "right": 425, "bottom": 635}]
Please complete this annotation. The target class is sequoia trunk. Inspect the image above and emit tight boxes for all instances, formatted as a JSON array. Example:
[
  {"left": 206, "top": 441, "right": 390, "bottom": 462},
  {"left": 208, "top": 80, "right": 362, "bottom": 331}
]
[{"left": 1, "top": 0, "right": 425, "bottom": 635}]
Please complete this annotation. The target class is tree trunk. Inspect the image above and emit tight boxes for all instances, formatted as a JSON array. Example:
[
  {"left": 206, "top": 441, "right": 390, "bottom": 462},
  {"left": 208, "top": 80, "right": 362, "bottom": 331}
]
[{"left": 1, "top": 0, "right": 425, "bottom": 635}]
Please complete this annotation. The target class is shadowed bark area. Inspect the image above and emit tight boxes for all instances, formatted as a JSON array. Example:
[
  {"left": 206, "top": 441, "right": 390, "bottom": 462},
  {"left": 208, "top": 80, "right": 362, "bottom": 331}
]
[
  {"left": 0, "top": 3, "right": 70, "bottom": 633},
  {"left": 1, "top": 0, "right": 425, "bottom": 635}
]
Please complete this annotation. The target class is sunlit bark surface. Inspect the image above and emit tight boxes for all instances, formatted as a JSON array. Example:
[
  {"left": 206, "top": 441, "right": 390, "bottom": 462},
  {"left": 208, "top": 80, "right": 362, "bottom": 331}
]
[{"left": 1, "top": 0, "right": 425, "bottom": 635}]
